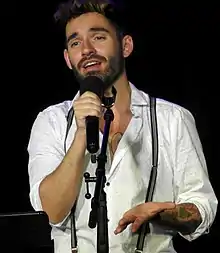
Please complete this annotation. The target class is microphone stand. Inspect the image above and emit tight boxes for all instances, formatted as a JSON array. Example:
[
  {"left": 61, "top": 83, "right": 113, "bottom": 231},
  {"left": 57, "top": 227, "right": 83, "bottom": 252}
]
[{"left": 88, "top": 106, "right": 114, "bottom": 253}]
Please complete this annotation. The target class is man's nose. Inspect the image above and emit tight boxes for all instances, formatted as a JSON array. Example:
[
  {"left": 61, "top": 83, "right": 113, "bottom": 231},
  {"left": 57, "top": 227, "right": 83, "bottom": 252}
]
[{"left": 81, "top": 40, "right": 96, "bottom": 57}]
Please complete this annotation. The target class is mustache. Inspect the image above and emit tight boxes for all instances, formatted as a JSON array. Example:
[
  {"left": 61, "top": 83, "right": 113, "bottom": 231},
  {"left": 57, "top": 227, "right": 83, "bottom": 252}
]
[{"left": 77, "top": 54, "right": 106, "bottom": 69}]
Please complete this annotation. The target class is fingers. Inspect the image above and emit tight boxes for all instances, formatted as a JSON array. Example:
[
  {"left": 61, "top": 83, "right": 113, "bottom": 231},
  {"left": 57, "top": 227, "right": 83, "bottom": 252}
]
[
  {"left": 114, "top": 215, "right": 136, "bottom": 235},
  {"left": 80, "top": 91, "right": 101, "bottom": 103},
  {"left": 131, "top": 216, "right": 145, "bottom": 232},
  {"left": 114, "top": 202, "right": 176, "bottom": 235},
  {"left": 75, "top": 92, "right": 101, "bottom": 107},
  {"left": 75, "top": 107, "right": 102, "bottom": 118},
  {"left": 74, "top": 91, "right": 102, "bottom": 118},
  {"left": 119, "top": 215, "right": 136, "bottom": 226},
  {"left": 114, "top": 216, "right": 145, "bottom": 234},
  {"left": 114, "top": 223, "right": 127, "bottom": 235}
]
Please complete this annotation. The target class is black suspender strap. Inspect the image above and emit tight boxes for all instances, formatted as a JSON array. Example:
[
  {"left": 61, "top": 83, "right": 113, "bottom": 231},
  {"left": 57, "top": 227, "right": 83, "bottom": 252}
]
[
  {"left": 135, "top": 95, "right": 159, "bottom": 252},
  {"left": 64, "top": 95, "right": 158, "bottom": 253},
  {"left": 64, "top": 107, "right": 74, "bottom": 154},
  {"left": 70, "top": 204, "right": 78, "bottom": 253},
  {"left": 65, "top": 107, "right": 78, "bottom": 253}
]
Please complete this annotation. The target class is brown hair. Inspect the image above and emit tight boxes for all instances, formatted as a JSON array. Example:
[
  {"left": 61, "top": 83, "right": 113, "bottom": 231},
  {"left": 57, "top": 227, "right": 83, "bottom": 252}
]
[{"left": 54, "top": 0, "right": 126, "bottom": 34}]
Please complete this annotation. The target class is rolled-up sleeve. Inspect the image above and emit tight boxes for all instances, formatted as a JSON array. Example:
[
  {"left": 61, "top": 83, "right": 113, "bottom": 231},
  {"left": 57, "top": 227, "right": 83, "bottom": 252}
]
[
  {"left": 27, "top": 109, "right": 68, "bottom": 226},
  {"left": 172, "top": 106, "right": 218, "bottom": 241}
]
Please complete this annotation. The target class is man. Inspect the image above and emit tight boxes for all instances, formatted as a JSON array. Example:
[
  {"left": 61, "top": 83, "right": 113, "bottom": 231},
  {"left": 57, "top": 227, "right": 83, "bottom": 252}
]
[{"left": 27, "top": 0, "right": 218, "bottom": 252}]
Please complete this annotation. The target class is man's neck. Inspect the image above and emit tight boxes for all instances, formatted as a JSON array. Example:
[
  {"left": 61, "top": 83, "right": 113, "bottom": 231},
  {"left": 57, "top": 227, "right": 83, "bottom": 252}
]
[{"left": 104, "top": 75, "right": 131, "bottom": 113}]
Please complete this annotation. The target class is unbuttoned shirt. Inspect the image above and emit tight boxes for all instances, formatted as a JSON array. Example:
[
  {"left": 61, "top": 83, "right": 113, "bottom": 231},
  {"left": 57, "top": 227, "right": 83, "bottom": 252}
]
[{"left": 28, "top": 83, "right": 218, "bottom": 253}]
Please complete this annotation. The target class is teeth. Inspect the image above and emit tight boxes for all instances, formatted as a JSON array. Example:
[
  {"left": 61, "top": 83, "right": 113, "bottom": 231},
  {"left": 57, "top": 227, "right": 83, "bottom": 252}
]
[{"left": 84, "top": 61, "right": 99, "bottom": 68}]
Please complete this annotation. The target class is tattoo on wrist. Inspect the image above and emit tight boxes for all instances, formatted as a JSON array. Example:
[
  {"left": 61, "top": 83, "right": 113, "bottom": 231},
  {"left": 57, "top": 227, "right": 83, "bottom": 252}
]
[{"left": 157, "top": 203, "right": 202, "bottom": 234}]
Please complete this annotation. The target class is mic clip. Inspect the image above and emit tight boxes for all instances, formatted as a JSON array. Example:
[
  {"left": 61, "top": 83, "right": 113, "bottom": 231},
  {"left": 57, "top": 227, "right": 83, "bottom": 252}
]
[
  {"left": 101, "top": 86, "right": 117, "bottom": 108},
  {"left": 91, "top": 154, "right": 97, "bottom": 163}
]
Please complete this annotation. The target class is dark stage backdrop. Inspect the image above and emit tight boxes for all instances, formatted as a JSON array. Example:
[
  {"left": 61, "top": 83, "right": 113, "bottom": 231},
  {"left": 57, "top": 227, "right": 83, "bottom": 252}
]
[{"left": 1, "top": 1, "right": 219, "bottom": 252}]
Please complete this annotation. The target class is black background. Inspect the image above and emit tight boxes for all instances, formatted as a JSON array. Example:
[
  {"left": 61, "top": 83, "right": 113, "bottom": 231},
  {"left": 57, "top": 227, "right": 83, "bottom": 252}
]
[{"left": 1, "top": 1, "right": 219, "bottom": 252}]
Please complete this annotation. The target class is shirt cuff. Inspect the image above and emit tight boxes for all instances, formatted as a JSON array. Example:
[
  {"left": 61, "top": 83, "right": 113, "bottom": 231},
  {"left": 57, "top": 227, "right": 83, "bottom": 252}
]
[
  {"left": 177, "top": 199, "right": 213, "bottom": 241},
  {"left": 29, "top": 180, "right": 71, "bottom": 229},
  {"left": 29, "top": 180, "right": 43, "bottom": 211}
]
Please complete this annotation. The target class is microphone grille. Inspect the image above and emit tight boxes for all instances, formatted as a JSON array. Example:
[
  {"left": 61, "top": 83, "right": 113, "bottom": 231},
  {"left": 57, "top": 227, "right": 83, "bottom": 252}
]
[{"left": 80, "top": 76, "right": 104, "bottom": 98}]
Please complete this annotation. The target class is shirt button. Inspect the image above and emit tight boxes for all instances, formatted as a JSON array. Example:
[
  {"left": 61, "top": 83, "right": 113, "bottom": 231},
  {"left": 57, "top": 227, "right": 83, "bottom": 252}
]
[{"left": 106, "top": 182, "right": 110, "bottom": 186}]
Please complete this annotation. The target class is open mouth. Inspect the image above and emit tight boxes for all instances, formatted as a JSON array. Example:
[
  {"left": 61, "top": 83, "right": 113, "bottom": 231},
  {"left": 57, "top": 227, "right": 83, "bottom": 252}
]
[{"left": 82, "top": 60, "right": 102, "bottom": 72}]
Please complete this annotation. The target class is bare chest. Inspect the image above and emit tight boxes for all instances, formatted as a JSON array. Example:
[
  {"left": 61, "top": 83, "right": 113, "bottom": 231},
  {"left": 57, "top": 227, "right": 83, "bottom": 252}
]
[{"left": 100, "top": 112, "right": 132, "bottom": 161}]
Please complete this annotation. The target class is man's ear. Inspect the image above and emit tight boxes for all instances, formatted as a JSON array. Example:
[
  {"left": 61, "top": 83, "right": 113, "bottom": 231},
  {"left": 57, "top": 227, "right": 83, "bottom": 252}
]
[
  {"left": 122, "top": 35, "right": 134, "bottom": 58},
  {"left": 64, "top": 49, "right": 72, "bottom": 69}
]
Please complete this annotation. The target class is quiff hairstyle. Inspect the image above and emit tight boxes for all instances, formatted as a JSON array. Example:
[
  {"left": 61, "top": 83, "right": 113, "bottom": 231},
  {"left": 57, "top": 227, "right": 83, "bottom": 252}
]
[{"left": 54, "top": 0, "right": 127, "bottom": 41}]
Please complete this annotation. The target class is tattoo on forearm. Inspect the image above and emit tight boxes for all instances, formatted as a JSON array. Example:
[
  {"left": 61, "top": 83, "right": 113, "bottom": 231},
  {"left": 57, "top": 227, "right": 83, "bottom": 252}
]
[{"left": 157, "top": 203, "right": 202, "bottom": 234}]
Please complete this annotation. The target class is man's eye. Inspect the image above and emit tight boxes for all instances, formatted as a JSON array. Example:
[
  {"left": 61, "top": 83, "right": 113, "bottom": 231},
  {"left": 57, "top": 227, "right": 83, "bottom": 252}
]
[
  {"left": 70, "top": 41, "right": 80, "bottom": 47},
  {"left": 94, "top": 36, "right": 106, "bottom": 40}
]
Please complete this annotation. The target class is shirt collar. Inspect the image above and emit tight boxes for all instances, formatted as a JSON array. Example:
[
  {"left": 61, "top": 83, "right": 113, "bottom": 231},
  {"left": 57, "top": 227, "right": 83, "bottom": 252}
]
[
  {"left": 129, "top": 82, "right": 149, "bottom": 107},
  {"left": 67, "top": 81, "right": 149, "bottom": 113}
]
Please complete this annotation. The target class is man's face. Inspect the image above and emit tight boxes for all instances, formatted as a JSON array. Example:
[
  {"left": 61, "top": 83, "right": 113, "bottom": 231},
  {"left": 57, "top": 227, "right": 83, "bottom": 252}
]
[{"left": 64, "top": 12, "right": 125, "bottom": 90}]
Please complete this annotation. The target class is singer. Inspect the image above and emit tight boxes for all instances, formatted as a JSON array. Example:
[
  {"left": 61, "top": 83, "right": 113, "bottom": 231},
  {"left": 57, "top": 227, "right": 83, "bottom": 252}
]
[{"left": 27, "top": 1, "right": 218, "bottom": 253}]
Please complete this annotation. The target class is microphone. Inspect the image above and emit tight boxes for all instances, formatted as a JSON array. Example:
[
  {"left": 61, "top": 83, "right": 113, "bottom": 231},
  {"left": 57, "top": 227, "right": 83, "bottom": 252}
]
[{"left": 80, "top": 76, "right": 104, "bottom": 155}]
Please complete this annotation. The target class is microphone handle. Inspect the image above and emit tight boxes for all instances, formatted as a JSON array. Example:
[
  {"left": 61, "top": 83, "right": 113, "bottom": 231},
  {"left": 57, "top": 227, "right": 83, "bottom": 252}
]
[{"left": 86, "top": 116, "right": 99, "bottom": 154}]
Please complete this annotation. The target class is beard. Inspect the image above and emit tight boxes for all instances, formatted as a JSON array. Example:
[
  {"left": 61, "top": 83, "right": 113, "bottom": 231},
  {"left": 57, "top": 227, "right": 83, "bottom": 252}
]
[{"left": 70, "top": 45, "right": 124, "bottom": 91}]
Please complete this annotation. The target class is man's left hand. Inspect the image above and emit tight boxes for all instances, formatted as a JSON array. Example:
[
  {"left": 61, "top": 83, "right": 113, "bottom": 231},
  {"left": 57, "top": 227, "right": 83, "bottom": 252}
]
[{"left": 114, "top": 202, "right": 175, "bottom": 234}]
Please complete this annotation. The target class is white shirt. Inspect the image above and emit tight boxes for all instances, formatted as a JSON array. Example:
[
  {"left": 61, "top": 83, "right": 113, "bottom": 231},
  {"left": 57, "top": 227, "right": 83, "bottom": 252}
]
[{"left": 27, "top": 83, "right": 218, "bottom": 253}]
